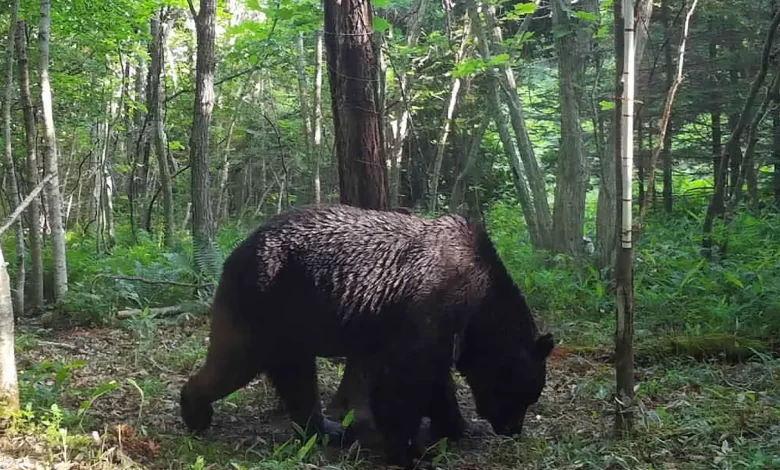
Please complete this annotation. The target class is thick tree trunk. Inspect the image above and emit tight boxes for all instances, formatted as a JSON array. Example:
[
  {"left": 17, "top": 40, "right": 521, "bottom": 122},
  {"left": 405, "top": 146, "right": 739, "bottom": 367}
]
[
  {"left": 189, "top": 0, "right": 217, "bottom": 275},
  {"left": 551, "top": 0, "right": 588, "bottom": 255},
  {"left": 39, "top": 0, "right": 68, "bottom": 301},
  {"left": 324, "top": 0, "right": 388, "bottom": 209},
  {"left": 323, "top": 0, "right": 389, "bottom": 429},
  {"left": 661, "top": 0, "right": 673, "bottom": 214},
  {"left": 16, "top": 22, "right": 44, "bottom": 312},
  {"left": 429, "top": 17, "right": 471, "bottom": 212},
  {"left": 149, "top": 11, "right": 175, "bottom": 247},
  {"left": 3, "top": 2, "right": 24, "bottom": 316}
]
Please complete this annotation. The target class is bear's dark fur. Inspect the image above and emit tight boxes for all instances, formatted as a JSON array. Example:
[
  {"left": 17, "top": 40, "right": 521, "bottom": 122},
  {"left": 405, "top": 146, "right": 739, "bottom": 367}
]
[{"left": 180, "top": 204, "right": 554, "bottom": 467}]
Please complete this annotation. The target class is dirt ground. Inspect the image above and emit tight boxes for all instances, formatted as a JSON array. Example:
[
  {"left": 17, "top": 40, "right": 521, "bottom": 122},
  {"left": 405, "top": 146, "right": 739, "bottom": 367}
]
[{"left": 2, "top": 315, "right": 778, "bottom": 470}]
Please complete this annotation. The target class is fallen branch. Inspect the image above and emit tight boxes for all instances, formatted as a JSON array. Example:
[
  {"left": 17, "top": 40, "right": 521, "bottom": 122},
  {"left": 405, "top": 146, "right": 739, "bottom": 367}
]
[
  {"left": 90, "top": 274, "right": 204, "bottom": 293},
  {"left": 0, "top": 173, "right": 54, "bottom": 236},
  {"left": 36, "top": 340, "right": 88, "bottom": 354},
  {"left": 116, "top": 305, "right": 184, "bottom": 319}
]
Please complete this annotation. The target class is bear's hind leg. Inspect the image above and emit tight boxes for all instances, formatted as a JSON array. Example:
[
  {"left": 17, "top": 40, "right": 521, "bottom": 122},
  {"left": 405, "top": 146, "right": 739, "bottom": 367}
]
[
  {"left": 265, "top": 358, "right": 346, "bottom": 445},
  {"left": 180, "top": 312, "right": 258, "bottom": 433}
]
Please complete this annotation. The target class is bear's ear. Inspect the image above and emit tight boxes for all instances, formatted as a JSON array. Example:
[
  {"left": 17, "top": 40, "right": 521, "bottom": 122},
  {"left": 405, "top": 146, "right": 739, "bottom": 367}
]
[{"left": 534, "top": 333, "right": 555, "bottom": 359}]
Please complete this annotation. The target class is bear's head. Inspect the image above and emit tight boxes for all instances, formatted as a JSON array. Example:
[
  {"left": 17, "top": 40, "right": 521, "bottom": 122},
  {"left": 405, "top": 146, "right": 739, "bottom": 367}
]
[{"left": 458, "top": 332, "right": 554, "bottom": 436}]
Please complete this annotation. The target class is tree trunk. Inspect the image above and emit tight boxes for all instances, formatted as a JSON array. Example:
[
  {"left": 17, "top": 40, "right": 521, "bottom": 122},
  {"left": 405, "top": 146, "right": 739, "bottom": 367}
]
[
  {"left": 3, "top": 2, "right": 24, "bottom": 316},
  {"left": 481, "top": 2, "right": 553, "bottom": 243},
  {"left": 551, "top": 0, "right": 588, "bottom": 255},
  {"left": 450, "top": 116, "right": 488, "bottom": 214},
  {"left": 216, "top": 80, "right": 246, "bottom": 221},
  {"left": 429, "top": 16, "right": 471, "bottom": 212},
  {"left": 295, "top": 31, "right": 316, "bottom": 204},
  {"left": 189, "top": 0, "right": 217, "bottom": 276},
  {"left": 596, "top": 0, "right": 652, "bottom": 270},
  {"left": 16, "top": 22, "right": 44, "bottom": 312},
  {"left": 149, "top": 10, "right": 175, "bottom": 247},
  {"left": 703, "top": 9, "right": 780, "bottom": 252},
  {"left": 467, "top": 0, "right": 543, "bottom": 247},
  {"left": 388, "top": 0, "right": 428, "bottom": 207},
  {"left": 313, "top": 30, "right": 324, "bottom": 204},
  {"left": 614, "top": 0, "right": 635, "bottom": 435},
  {"left": 322, "top": 0, "right": 389, "bottom": 429},
  {"left": 324, "top": 0, "right": 388, "bottom": 209},
  {"left": 0, "top": 247, "right": 18, "bottom": 413},
  {"left": 661, "top": 0, "right": 673, "bottom": 214},
  {"left": 39, "top": 0, "right": 68, "bottom": 301}
]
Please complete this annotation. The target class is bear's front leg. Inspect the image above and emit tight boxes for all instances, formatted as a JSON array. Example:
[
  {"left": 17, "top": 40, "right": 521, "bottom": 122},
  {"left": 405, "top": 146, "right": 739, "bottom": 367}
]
[
  {"left": 265, "top": 358, "right": 351, "bottom": 446},
  {"left": 426, "top": 371, "right": 468, "bottom": 443}
]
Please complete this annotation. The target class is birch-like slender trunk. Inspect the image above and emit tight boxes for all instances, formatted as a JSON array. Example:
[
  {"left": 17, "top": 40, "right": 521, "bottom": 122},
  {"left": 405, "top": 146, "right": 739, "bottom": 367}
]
[
  {"left": 481, "top": 1, "right": 552, "bottom": 243},
  {"left": 467, "top": 0, "right": 541, "bottom": 246},
  {"left": 614, "top": 0, "right": 635, "bottom": 435},
  {"left": 3, "top": 1, "right": 23, "bottom": 315},
  {"left": 149, "top": 10, "right": 175, "bottom": 248},
  {"left": 39, "top": 0, "right": 68, "bottom": 300},
  {"left": 294, "top": 31, "right": 317, "bottom": 204},
  {"left": 388, "top": 0, "right": 428, "bottom": 206},
  {"left": 16, "top": 22, "right": 44, "bottom": 311},
  {"left": 313, "top": 30, "right": 324, "bottom": 204},
  {"left": 429, "top": 16, "right": 471, "bottom": 212}
]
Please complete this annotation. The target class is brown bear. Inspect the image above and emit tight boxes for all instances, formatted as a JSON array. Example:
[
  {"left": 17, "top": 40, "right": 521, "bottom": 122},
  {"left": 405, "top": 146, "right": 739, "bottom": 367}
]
[{"left": 180, "top": 204, "right": 553, "bottom": 467}]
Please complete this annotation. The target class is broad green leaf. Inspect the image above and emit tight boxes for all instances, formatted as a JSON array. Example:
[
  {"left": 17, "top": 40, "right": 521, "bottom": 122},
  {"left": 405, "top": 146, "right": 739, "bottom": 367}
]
[
  {"left": 487, "top": 53, "right": 511, "bottom": 66},
  {"left": 514, "top": 2, "right": 538, "bottom": 15},
  {"left": 600, "top": 100, "right": 616, "bottom": 111},
  {"left": 373, "top": 0, "right": 390, "bottom": 7},
  {"left": 373, "top": 16, "right": 390, "bottom": 33},
  {"left": 574, "top": 10, "right": 598, "bottom": 22}
]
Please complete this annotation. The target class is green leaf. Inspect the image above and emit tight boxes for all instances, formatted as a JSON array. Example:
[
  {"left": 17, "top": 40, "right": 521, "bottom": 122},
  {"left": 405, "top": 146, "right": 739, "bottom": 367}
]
[
  {"left": 574, "top": 10, "right": 598, "bottom": 22},
  {"left": 552, "top": 25, "right": 571, "bottom": 38},
  {"left": 487, "top": 53, "right": 511, "bottom": 66},
  {"left": 514, "top": 2, "right": 538, "bottom": 15},
  {"left": 373, "top": 16, "right": 390, "bottom": 33},
  {"left": 599, "top": 100, "right": 616, "bottom": 111},
  {"left": 372, "top": 0, "right": 390, "bottom": 7}
]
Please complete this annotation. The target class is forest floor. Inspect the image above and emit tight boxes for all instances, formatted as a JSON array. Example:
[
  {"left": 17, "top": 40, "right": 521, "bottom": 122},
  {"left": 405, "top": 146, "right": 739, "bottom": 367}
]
[{"left": 2, "top": 314, "right": 779, "bottom": 470}]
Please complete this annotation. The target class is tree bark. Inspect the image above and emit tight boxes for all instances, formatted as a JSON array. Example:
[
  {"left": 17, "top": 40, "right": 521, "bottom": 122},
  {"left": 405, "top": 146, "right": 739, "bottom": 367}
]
[
  {"left": 189, "top": 0, "right": 217, "bottom": 276},
  {"left": 313, "top": 30, "right": 324, "bottom": 204},
  {"left": 3, "top": 1, "right": 24, "bottom": 316},
  {"left": 551, "top": 0, "right": 588, "bottom": 255},
  {"left": 388, "top": 0, "right": 428, "bottom": 207},
  {"left": 429, "top": 16, "right": 471, "bottom": 212},
  {"left": 149, "top": 10, "right": 175, "bottom": 248},
  {"left": 16, "top": 22, "right": 44, "bottom": 312},
  {"left": 39, "top": 0, "right": 68, "bottom": 301},
  {"left": 322, "top": 0, "right": 389, "bottom": 428},
  {"left": 295, "top": 31, "right": 316, "bottom": 204},
  {"left": 467, "top": 0, "right": 541, "bottom": 246},
  {"left": 482, "top": 2, "right": 552, "bottom": 244},
  {"left": 614, "top": 0, "right": 635, "bottom": 435},
  {"left": 450, "top": 116, "right": 488, "bottom": 213},
  {"left": 324, "top": 0, "right": 388, "bottom": 209},
  {"left": 661, "top": 0, "right": 673, "bottom": 214},
  {"left": 0, "top": 247, "right": 18, "bottom": 413}
]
